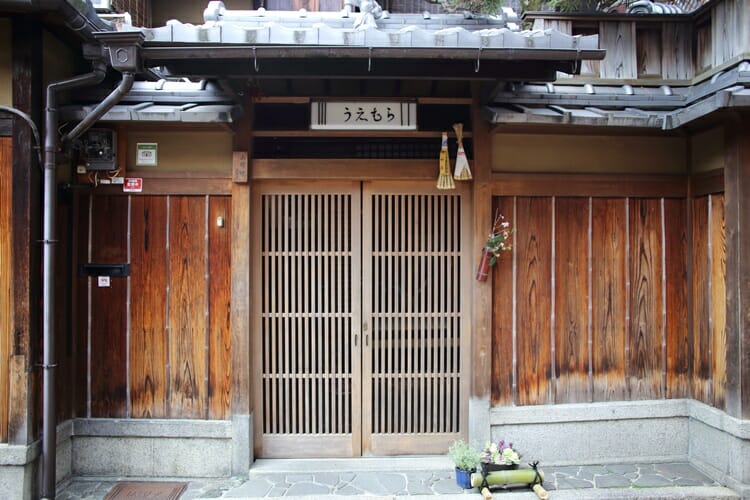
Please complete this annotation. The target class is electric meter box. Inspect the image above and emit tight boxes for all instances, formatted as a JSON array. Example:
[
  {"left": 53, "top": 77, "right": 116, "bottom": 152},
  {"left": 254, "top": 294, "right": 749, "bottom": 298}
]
[{"left": 81, "top": 128, "right": 117, "bottom": 171}]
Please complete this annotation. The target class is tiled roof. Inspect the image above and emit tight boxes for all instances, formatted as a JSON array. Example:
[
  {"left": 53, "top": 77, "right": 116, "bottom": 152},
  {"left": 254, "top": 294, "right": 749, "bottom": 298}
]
[
  {"left": 484, "top": 61, "right": 750, "bottom": 129},
  {"left": 133, "top": 1, "right": 599, "bottom": 53}
]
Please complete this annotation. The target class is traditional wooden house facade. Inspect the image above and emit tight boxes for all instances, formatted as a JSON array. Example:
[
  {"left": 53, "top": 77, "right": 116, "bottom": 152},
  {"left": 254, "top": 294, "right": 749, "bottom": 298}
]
[{"left": 0, "top": 0, "right": 749, "bottom": 498}]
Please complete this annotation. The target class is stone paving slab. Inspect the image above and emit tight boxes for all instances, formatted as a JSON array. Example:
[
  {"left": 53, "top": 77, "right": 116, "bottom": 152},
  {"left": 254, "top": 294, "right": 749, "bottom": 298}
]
[{"left": 56, "top": 462, "right": 740, "bottom": 500}]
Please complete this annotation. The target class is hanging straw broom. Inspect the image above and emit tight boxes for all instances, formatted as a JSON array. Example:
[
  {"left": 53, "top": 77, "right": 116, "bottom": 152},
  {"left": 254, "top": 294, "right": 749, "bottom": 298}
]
[
  {"left": 452, "top": 122, "right": 472, "bottom": 180},
  {"left": 437, "top": 132, "right": 455, "bottom": 190}
]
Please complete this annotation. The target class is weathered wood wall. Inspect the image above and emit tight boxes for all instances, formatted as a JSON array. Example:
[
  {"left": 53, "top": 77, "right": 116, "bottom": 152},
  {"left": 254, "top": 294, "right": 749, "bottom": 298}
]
[
  {"left": 0, "top": 136, "right": 11, "bottom": 442},
  {"left": 66, "top": 193, "right": 232, "bottom": 419},
  {"left": 490, "top": 186, "right": 726, "bottom": 408},
  {"left": 692, "top": 194, "right": 727, "bottom": 408}
]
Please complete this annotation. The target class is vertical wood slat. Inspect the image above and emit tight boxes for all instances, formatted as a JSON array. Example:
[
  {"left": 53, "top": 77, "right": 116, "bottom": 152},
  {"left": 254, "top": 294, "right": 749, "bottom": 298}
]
[
  {"left": 491, "top": 196, "right": 515, "bottom": 406},
  {"left": 692, "top": 196, "right": 711, "bottom": 403},
  {"left": 0, "top": 137, "right": 11, "bottom": 441},
  {"left": 516, "top": 197, "right": 553, "bottom": 405},
  {"left": 636, "top": 27, "right": 662, "bottom": 78},
  {"left": 591, "top": 198, "right": 628, "bottom": 401},
  {"left": 167, "top": 197, "right": 207, "bottom": 418},
  {"left": 74, "top": 195, "right": 89, "bottom": 418},
  {"left": 661, "top": 23, "right": 694, "bottom": 80},
  {"left": 628, "top": 198, "right": 664, "bottom": 400},
  {"left": 664, "top": 198, "right": 690, "bottom": 399},
  {"left": 129, "top": 197, "right": 168, "bottom": 418},
  {"left": 208, "top": 197, "right": 232, "bottom": 419},
  {"left": 554, "top": 198, "right": 590, "bottom": 403},
  {"left": 710, "top": 194, "right": 727, "bottom": 409},
  {"left": 600, "top": 21, "right": 637, "bottom": 79},
  {"left": 90, "top": 196, "right": 129, "bottom": 418}
]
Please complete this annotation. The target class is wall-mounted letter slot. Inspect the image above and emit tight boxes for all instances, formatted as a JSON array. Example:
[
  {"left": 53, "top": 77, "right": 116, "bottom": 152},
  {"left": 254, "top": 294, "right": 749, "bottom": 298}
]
[{"left": 79, "top": 263, "right": 130, "bottom": 277}]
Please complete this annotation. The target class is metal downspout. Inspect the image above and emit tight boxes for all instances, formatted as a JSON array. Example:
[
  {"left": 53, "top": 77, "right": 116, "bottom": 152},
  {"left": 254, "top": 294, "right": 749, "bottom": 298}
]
[
  {"left": 64, "top": 72, "right": 134, "bottom": 142},
  {"left": 41, "top": 64, "right": 110, "bottom": 500}
]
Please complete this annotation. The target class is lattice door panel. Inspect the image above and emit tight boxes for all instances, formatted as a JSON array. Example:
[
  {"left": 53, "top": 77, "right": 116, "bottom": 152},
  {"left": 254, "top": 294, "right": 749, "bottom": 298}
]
[
  {"left": 362, "top": 183, "right": 470, "bottom": 455},
  {"left": 252, "top": 182, "right": 362, "bottom": 458}
]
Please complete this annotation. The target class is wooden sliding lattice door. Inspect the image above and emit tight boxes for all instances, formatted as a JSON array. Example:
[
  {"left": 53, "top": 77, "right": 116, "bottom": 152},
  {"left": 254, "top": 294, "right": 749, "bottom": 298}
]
[{"left": 252, "top": 181, "right": 469, "bottom": 457}]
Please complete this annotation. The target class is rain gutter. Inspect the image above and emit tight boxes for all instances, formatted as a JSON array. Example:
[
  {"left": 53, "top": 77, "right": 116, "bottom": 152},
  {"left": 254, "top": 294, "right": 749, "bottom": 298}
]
[
  {"left": 40, "top": 30, "right": 144, "bottom": 500},
  {"left": 0, "top": 0, "right": 113, "bottom": 38}
]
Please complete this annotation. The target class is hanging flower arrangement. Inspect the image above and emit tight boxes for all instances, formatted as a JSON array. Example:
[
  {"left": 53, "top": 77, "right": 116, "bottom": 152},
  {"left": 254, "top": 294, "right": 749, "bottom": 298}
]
[{"left": 476, "top": 209, "right": 514, "bottom": 281}]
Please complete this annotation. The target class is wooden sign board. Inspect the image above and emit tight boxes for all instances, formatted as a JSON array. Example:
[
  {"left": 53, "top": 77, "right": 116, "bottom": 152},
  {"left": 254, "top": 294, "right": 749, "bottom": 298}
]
[{"left": 311, "top": 101, "right": 417, "bottom": 130}]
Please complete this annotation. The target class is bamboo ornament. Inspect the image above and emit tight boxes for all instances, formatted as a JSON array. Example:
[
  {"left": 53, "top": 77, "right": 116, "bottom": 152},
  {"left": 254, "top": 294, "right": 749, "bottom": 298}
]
[
  {"left": 470, "top": 469, "right": 545, "bottom": 488},
  {"left": 452, "top": 123, "right": 472, "bottom": 180},
  {"left": 436, "top": 132, "right": 455, "bottom": 190}
]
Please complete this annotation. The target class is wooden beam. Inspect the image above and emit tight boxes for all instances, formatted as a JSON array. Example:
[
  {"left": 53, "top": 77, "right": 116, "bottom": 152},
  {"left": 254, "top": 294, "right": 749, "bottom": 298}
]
[
  {"left": 9, "top": 16, "right": 42, "bottom": 446},
  {"left": 90, "top": 178, "right": 231, "bottom": 196},
  {"left": 691, "top": 168, "right": 724, "bottom": 196},
  {"left": 251, "top": 159, "right": 436, "bottom": 180},
  {"left": 723, "top": 111, "right": 750, "bottom": 419},
  {"left": 490, "top": 173, "right": 688, "bottom": 198}
]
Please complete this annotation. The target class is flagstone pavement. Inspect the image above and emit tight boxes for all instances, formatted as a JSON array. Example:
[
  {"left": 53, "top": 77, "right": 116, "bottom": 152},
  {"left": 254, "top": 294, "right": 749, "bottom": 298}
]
[{"left": 56, "top": 457, "right": 741, "bottom": 499}]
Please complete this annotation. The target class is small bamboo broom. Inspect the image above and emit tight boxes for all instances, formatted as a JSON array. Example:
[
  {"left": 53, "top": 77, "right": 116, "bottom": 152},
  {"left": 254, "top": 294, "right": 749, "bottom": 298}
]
[
  {"left": 452, "top": 122, "right": 472, "bottom": 180},
  {"left": 437, "top": 132, "right": 455, "bottom": 190}
]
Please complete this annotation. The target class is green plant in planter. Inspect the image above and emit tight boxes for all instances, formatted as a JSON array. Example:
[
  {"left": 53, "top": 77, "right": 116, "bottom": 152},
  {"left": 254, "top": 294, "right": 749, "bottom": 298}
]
[{"left": 448, "top": 439, "right": 482, "bottom": 471}]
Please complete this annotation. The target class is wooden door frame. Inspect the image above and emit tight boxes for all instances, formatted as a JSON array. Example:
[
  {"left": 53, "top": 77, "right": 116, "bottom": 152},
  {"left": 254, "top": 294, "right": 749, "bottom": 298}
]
[
  {"left": 250, "top": 178, "right": 473, "bottom": 457},
  {"left": 250, "top": 180, "right": 362, "bottom": 458},
  {"left": 361, "top": 180, "right": 473, "bottom": 456}
]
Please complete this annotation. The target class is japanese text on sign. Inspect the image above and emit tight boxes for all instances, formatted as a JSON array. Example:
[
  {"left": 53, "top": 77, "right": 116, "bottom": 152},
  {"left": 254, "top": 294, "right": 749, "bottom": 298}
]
[{"left": 311, "top": 101, "right": 417, "bottom": 130}]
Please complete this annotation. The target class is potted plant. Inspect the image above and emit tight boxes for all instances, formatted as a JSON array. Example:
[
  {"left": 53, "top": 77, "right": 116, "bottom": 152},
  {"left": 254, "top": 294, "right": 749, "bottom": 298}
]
[
  {"left": 481, "top": 439, "right": 521, "bottom": 473},
  {"left": 448, "top": 439, "right": 482, "bottom": 489}
]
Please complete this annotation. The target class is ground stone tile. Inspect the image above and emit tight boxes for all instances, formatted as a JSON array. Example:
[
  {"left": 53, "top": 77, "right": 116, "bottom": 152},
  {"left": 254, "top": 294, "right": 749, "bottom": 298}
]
[
  {"left": 268, "top": 486, "right": 288, "bottom": 496},
  {"left": 335, "top": 484, "right": 365, "bottom": 495},
  {"left": 605, "top": 464, "right": 638, "bottom": 475},
  {"left": 286, "top": 473, "right": 315, "bottom": 483},
  {"left": 432, "top": 477, "right": 464, "bottom": 494},
  {"left": 653, "top": 463, "right": 697, "bottom": 479},
  {"left": 223, "top": 477, "right": 274, "bottom": 498},
  {"left": 314, "top": 472, "right": 342, "bottom": 486},
  {"left": 673, "top": 477, "right": 711, "bottom": 487},
  {"left": 406, "top": 481, "right": 433, "bottom": 495},
  {"left": 349, "top": 474, "right": 392, "bottom": 494},
  {"left": 633, "top": 474, "right": 673, "bottom": 488},
  {"left": 286, "top": 481, "right": 332, "bottom": 496},
  {"left": 594, "top": 473, "right": 633, "bottom": 488},
  {"left": 546, "top": 466, "right": 582, "bottom": 476},
  {"left": 555, "top": 476, "right": 595, "bottom": 489}
]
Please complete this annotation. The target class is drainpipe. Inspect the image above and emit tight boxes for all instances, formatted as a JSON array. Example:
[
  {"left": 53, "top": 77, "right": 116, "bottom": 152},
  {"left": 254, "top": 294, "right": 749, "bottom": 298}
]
[
  {"left": 40, "top": 31, "right": 143, "bottom": 500},
  {"left": 41, "top": 63, "right": 106, "bottom": 500}
]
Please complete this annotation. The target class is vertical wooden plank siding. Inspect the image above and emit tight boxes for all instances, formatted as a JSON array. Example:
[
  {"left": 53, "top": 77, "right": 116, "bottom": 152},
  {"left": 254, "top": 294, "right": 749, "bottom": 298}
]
[
  {"left": 627, "top": 199, "right": 664, "bottom": 400},
  {"left": 0, "top": 137, "right": 11, "bottom": 441},
  {"left": 167, "top": 196, "right": 208, "bottom": 418},
  {"left": 80, "top": 193, "right": 232, "bottom": 419},
  {"left": 692, "top": 196, "right": 711, "bottom": 404},
  {"left": 490, "top": 196, "right": 515, "bottom": 406},
  {"left": 516, "top": 197, "right": 553, "bottom": 405},
  {"left": 73, "top": 195, "right": 89, "bottom": 418},
  {"left": 663, "top": 198, "right": 690, "bottom": 399},
  {"left": 129, "top": 197, "right": 168, "bottom": 418},
  {"left": 90, "top": 196, "right": 129, "bottom": 417},
  {"left": 661, "top": 23, "right": 693, "bottom": 80},
  {"left": 209, "top": 197, "right": 232, "bottom": 419},
  {"left": 599, "top": 22, "right": 637, "bottom": 79},
  {"left": 55, "top": 196, "right": 73, "bottom": 422},
  {"left": 591, "top": 198, "right": 627, "bottom": 401},
  {"left": 554, "top": 198, "right": 590, "bottom": 403},
  {"left": 710, "top": 194, "right": 727, "bottom": 409}
]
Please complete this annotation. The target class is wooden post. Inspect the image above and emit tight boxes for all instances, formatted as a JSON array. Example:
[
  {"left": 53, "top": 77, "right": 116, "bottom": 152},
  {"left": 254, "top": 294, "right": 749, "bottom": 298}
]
[
  {"left": 723, "top": 111, "right": 750, "bottom": 419},
  {"left": 9, "top": 16, "right": 42, "bottom": 446},
  {"left": 230, "top": 98, "right": 253, "bottom": 473},
  {"left": 470, "top": 83, "right": 493, "bottom": 440}
]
